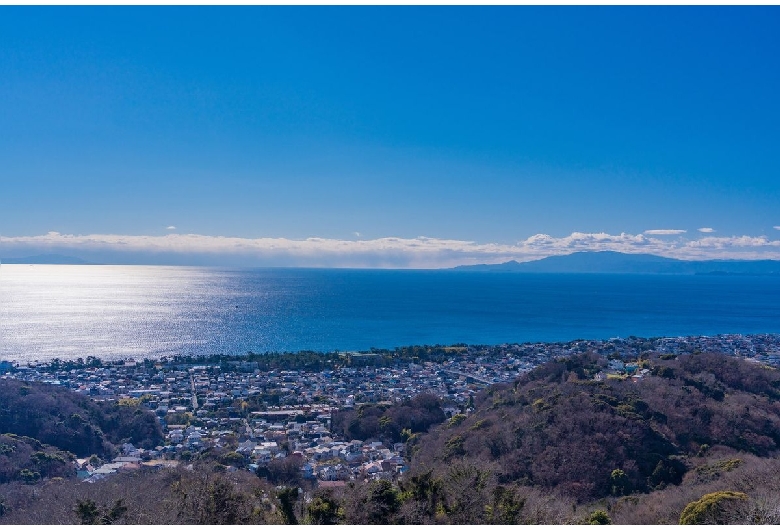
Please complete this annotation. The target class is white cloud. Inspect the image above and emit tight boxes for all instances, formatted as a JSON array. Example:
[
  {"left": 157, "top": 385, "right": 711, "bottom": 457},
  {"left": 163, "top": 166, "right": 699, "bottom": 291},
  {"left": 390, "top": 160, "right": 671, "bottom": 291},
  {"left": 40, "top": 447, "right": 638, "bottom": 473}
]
[
  {"left": 2, "top": 230, "right": 780, "bottom": 268},
  {"left": 354, "top": 232, "right": 361, "bottom": 238},
  {"left": 775, "top": 226, "right": 780, "bottom": 231},
  {"left": 166, "top": 226, "right": 177, "bottom": 230},
  {"left": 644, "top": 229, "right": 687, "bottom": 235},
  {"left": 697, "top": 227, "right": 715, "bottom": 233}
]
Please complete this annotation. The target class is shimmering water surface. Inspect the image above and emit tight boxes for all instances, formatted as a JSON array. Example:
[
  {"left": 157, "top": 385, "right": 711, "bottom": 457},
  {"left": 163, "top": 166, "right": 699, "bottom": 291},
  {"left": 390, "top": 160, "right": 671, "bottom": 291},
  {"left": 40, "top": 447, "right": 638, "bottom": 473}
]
[{"left": 2, "top": 265, "right": 780, "bottom": 362}]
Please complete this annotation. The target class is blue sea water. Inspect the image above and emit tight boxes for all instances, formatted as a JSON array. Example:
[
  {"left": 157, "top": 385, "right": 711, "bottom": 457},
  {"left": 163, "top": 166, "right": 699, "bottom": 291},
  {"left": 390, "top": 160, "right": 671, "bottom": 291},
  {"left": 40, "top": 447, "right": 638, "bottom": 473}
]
[{"left": 1, "top": 265, "right": 780, "bottom": 362}]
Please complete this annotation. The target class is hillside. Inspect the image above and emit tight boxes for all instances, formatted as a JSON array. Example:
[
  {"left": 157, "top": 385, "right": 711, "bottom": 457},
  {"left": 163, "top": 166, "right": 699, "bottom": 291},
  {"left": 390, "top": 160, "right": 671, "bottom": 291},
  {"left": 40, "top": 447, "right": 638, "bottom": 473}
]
[
  {"left": 0, "top": 379, "right": 163, "bottom": 461},
  {"left": 410, "top": 351, "right": 780, "bottom": 503},
  {"left": 453, "top": 251, "right": 780, "bottom": 274},
  {"left": 331, "top": 393, "right": 446, "bottom": 445},
  {"left": 0, "top": 433, "right": 75, "bottom": 483}
]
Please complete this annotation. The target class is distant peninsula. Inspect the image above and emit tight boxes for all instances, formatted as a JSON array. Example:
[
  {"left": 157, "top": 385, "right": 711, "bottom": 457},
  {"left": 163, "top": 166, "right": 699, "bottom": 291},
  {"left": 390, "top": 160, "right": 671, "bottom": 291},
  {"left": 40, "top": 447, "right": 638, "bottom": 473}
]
[{"left": 453, "top": 251, "right": 780, "bottom": 275}]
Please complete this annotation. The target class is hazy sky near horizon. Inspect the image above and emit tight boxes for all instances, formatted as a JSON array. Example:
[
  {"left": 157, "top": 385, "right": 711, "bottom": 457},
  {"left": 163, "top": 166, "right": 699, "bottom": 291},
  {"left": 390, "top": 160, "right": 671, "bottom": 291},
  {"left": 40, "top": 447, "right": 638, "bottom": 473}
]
[{"left": 2, "top": 7, "right": 780, "bottom": 266}]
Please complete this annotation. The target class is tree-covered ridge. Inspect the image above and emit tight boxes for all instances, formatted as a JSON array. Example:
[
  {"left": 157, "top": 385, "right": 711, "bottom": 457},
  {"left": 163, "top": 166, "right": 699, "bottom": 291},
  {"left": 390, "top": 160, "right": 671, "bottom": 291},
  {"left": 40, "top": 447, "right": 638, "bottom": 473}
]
[
  {"left": 331, "top": 393, "right": 446, "bottom": 445},
  {"left": 411, "top": 351, "right": 780, "bottom": 502},
  {"left": 0, "top": 434, "right": 75, "bottom": 484},
  {"left": 0, "top": 378, "right": 163, "bottom": 460}
]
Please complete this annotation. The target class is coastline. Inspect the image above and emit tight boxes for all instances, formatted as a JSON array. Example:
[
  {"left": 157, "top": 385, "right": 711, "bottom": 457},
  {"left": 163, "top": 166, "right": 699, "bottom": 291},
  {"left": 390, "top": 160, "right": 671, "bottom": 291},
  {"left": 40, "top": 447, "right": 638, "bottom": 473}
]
[{"left": 5, "top": 332, "right": 780, "bottom": 372}]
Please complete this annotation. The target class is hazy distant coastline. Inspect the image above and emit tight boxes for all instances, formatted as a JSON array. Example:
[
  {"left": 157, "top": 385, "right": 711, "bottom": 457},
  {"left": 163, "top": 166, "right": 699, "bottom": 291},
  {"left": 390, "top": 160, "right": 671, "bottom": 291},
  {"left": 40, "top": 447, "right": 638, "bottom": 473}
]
[
  {"left": 453, "top": 251, "right": 780, "bottom": 275},
  {"left": 3, "top": 250, "right": 780, "bottom": 273}
]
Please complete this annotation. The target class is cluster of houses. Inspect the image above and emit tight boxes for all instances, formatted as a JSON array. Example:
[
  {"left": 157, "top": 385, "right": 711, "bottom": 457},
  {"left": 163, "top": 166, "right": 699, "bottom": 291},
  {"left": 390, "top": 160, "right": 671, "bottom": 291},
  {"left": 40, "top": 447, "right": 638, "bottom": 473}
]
[
  {"left": 591, "top": 359, "right": 652, "bottom": 382},
  {"left": 75, "top": 443, "right": 177, "bottom": 483},
  {"left": 654, "top": 333, "right": 780, "bottom": 364}
]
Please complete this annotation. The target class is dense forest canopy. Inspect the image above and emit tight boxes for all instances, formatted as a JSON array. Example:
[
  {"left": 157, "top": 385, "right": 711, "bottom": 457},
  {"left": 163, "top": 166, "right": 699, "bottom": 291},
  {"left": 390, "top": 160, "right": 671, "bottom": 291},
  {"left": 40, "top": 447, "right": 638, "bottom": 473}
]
[
  {"left": 412, "top": 352, "right": 780, "bottom": 502},
  {"left": 332, "top": 393, "right": 446, "bottom": 445},
  {"left": 0, "top": 433, "right": 75, "bottom": 484},
  {"left": 0, "top": 378, "right": 163, "bottom": 460}
]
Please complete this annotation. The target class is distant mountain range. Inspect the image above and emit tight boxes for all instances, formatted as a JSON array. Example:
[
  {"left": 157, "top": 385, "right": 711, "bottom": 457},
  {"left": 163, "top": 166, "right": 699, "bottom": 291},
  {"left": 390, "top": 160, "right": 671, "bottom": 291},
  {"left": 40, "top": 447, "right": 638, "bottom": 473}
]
[
  {"left": 2, "top": 251, "right": 779, "bottom": 274},
  {"left": 452, "top": 251, "right": 780, "bottom": 275},
  {"left": 1, "top": 254, "right": 94, "bottom": 265}
]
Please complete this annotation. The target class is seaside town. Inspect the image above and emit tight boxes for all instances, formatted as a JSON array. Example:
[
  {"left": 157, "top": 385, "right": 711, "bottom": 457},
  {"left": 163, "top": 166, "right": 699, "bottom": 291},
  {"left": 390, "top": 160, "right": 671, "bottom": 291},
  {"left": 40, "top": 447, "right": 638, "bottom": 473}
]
[{"left": 2, "top": 333, "right": 780, "bottom": 486}]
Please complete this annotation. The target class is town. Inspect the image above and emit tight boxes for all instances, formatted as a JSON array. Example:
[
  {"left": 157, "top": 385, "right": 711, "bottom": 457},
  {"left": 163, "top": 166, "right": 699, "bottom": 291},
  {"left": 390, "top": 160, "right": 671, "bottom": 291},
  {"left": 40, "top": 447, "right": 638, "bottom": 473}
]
[{"left": 2, "top": 333, "right": 780, "bottom": 487}]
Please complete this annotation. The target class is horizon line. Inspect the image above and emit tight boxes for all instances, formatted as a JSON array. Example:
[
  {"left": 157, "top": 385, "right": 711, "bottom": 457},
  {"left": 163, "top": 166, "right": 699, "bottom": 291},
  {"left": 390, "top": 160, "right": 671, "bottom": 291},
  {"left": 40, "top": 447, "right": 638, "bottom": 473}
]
[
  {"left": 1, "top": 230, "right": 780, "bottom": 268},
  {"left": 2, "top": 248, "right": 780, "bottom": 270}
]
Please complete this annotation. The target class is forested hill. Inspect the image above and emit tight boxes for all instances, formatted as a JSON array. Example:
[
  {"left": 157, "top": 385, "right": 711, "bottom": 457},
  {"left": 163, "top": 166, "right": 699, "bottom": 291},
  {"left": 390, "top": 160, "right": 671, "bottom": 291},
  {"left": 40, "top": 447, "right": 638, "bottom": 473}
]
[
  {"left": 411, "top": 351, "right": 780, "bottom": 502},
  {"left": 0, "top": 379, "right": 163, "bottom": 460}
]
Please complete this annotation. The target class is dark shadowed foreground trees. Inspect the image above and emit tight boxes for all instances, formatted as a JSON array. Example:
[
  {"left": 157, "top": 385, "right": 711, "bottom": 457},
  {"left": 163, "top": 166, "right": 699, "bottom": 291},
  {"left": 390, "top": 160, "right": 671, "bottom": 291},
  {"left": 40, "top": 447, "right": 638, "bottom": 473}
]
[
  {"left": 0, "top": 464, "right": 282, "bottom": 524},
  {"left": 4, "top": 454, "right": 780, "bottom": 524}
]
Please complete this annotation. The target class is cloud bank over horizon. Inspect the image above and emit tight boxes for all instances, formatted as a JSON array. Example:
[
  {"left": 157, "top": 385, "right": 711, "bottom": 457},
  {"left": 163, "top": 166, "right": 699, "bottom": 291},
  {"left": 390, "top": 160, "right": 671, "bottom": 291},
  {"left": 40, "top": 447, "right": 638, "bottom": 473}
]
[{"left": 2, "top": 230, "right": 780, "bottom": 268}]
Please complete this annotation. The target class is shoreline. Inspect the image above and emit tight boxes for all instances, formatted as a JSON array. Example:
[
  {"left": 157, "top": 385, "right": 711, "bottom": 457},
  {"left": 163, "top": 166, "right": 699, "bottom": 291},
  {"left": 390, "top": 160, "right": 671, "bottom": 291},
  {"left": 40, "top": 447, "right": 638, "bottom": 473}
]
[{"left": 5, "top": 332, "right": 780, "bottom": 371}]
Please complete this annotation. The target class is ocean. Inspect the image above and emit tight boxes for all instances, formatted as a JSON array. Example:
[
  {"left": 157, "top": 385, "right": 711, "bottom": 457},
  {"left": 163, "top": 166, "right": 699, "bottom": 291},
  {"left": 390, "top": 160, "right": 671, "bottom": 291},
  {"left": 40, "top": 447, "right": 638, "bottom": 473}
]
[{"left": 1, "top": 264, "right": 780, "bottom": 363}]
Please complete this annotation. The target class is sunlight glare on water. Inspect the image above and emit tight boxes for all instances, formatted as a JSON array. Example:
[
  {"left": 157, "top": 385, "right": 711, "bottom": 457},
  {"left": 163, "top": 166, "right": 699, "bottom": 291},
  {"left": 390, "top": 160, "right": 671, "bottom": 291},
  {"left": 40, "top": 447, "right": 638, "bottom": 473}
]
[{"left": 0, "top": 265, "right": 228, "bottom": 361}]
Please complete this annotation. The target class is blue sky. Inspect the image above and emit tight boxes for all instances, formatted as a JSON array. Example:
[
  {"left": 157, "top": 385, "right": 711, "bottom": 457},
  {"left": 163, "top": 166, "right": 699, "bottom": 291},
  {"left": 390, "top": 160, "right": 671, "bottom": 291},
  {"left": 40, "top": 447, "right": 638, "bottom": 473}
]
[{"left": 2, "top": 7, "right": 780, "bottom": 267}]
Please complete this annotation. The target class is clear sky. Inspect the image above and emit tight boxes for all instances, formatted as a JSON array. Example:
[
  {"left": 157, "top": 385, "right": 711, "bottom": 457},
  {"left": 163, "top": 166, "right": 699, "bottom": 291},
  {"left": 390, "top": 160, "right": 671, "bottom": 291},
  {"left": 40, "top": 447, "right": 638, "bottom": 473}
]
[{"left": 2, "top": 6, "right": 780, "bottom": 267}]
